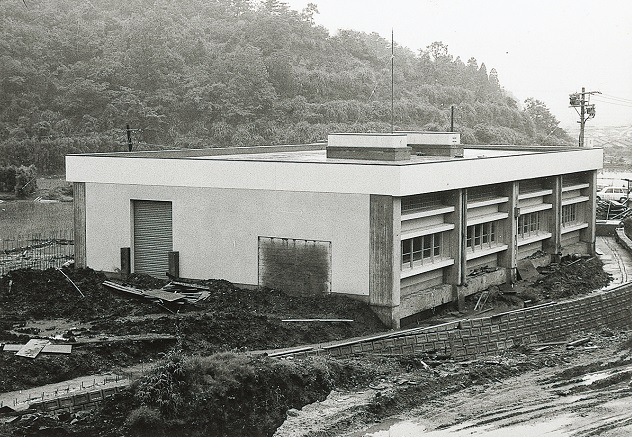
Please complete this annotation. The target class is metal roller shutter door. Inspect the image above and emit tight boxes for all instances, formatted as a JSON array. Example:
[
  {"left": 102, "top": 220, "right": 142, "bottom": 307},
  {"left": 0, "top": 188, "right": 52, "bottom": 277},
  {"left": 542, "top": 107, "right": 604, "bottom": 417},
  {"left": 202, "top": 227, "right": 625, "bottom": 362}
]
[{"left": 133, "top": 200, "right": 173, "bottom": 278}]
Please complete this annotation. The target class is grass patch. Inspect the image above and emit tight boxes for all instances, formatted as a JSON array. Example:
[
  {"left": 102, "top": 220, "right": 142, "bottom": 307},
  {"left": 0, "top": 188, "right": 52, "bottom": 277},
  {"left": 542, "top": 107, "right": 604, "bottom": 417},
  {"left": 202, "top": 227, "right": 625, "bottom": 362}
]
[{"left": 0, "top": 200, "right": 73, "bottom": 238}]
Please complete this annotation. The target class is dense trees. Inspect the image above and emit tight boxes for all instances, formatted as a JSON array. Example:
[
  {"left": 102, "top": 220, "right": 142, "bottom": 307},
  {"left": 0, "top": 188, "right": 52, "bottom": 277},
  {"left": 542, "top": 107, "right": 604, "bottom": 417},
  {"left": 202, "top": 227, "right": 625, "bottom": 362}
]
[{"left": 0, "top": 0, "right": 573, "bottom": 175}]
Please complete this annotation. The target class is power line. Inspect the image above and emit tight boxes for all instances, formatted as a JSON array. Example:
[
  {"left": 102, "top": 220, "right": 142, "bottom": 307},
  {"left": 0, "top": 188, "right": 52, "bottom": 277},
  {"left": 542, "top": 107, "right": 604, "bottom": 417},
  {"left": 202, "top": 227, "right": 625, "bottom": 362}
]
[
  {"left": 598, "top": 93, "right": 632, "bottom": 104},
  {"left": 591, "top": 98, "right": 632, "bottom": 108}
]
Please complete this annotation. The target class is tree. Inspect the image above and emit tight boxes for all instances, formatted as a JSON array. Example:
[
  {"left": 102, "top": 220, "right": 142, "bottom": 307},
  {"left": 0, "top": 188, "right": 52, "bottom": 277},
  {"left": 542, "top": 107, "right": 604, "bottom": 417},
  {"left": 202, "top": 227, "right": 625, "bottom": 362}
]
[
  {"left": 300, "top": 3, "right": 319, "bottom": 23},
  {"left": 523, "top": 98, "right": 560, "bottom": 136}
]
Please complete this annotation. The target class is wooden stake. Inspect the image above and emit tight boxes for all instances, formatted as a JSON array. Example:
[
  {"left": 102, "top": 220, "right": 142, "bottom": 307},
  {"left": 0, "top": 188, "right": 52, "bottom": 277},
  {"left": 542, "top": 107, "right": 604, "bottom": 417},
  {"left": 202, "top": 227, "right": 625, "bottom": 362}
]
[{"left": 56, "top": 268, "right": 85, "bottom": 297}]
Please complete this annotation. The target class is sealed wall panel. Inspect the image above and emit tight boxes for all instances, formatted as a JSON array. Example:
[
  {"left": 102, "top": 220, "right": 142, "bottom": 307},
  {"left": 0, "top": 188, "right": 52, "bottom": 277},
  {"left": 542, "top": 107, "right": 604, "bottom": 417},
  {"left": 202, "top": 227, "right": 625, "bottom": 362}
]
[{"left": 258, "top": 237, "right": 331, "bottom": 296}]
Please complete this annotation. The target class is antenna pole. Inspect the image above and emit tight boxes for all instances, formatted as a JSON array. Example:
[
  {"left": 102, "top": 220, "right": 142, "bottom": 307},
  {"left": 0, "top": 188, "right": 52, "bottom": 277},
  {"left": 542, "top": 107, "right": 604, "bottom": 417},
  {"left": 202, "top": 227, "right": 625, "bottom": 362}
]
[
  {"left": 579, "top": 87, "right": 585, "bottom": 147},
  {"left": 391, "top": 29, "right": 394, "bottom": 133}
]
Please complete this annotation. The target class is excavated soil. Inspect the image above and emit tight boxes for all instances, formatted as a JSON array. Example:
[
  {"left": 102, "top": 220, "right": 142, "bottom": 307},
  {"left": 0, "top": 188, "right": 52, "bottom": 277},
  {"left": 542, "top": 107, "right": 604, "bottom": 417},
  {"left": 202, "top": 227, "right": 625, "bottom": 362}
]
[{"left": 0, "top": 267, "right": 385, "bottom": 393}]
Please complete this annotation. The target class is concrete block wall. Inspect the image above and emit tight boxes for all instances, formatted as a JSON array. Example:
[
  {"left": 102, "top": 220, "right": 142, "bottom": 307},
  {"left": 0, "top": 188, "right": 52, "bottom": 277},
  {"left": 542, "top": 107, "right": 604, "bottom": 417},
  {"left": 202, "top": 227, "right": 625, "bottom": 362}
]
[
  {"left": 616, "top": 227, "right": 632, "bottom": 252},
  {"left": 292, "top": 281, "right": 632, "bottom": 361},
  {"left": 28, "top": 386, "right": 125, "bottom": 414}
]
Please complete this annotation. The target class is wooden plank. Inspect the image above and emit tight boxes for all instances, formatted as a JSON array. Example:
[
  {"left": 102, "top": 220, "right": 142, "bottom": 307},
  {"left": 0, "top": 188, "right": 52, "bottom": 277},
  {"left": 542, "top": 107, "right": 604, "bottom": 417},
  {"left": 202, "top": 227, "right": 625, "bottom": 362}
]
[
  {"left": 42, "top": 344, "right": 72, "bottom": 354},
  {"left": 4, "top": 343, "right": 69, "bottom": 354},
  {"left": 103, "top": 281, "right": 145, "bottom": 296},
  {"left": 143, "top": 289, "right": 186, "bottom": 302},
  {"left": 16, "top": 339, "right": 50, "bottom": 359},
  {"left": 281, "top": 319, "right": 353, "bottom": 323}
]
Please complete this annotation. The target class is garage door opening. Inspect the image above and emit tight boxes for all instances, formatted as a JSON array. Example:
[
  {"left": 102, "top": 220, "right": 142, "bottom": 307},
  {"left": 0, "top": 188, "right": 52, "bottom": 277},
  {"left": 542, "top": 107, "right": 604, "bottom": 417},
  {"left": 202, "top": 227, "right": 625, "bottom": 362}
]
[{"left": 133, "top": 200, "right": 173, "bottom": 278}]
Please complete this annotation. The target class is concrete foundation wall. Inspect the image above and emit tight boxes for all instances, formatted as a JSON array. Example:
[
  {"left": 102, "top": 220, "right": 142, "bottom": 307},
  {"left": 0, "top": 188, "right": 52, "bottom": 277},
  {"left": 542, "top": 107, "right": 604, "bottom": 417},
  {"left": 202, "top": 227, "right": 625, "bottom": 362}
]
[
  {"left": 83, "top": 183, "right": 370, "bottom": 296},
  {"left": 399, "top": 283, "right": 453, "bottom": 319}
]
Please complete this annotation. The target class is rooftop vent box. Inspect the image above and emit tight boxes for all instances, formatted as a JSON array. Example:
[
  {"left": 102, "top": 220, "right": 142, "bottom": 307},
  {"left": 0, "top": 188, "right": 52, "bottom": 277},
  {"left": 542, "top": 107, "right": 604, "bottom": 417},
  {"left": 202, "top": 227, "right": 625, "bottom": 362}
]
[
  {"left": 398, "top": 131, "right": 463, "bottom": 158},
  {"left": 326, "top": 133, "right": 411, "bottom": 161}
]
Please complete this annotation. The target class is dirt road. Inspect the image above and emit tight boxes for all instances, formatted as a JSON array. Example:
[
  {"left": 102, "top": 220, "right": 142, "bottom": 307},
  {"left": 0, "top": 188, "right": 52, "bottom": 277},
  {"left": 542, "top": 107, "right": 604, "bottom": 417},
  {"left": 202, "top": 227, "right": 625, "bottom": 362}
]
[{"left": 276, "top": 335, "right": 632, "bottom": 436}]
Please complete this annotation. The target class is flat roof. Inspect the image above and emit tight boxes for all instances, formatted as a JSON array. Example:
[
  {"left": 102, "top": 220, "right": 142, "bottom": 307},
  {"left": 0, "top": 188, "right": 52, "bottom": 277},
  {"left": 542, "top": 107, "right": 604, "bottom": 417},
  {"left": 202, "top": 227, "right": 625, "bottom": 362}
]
[{"left": 66, "top": 143, "right": 603, "bottom": 196}]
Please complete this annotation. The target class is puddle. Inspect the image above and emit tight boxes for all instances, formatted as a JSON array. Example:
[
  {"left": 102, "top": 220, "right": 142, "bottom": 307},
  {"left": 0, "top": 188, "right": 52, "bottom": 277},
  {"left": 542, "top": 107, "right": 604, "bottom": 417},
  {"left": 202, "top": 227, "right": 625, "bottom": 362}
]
[
  {"left": 580, "top": 364, "right": 632, "bottom": 386},
  {"left": 360, "top": 416, "right": 574, "bottom": 436}
]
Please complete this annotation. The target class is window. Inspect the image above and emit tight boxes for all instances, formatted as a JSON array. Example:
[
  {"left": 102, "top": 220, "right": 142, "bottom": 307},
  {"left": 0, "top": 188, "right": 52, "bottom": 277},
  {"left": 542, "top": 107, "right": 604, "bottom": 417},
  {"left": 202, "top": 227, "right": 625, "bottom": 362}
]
[
  {"left": 466, "top": 222, "right": 498, "bottom": 251},
  {"left": 401, "top": 193, "right": 443, "bottom": 213},
  {"left": 562, "top": 174, "right": 582, "bottom": 188},
  {"left": 518, "top": 212, "right": 540, "bottom": 238},
  {"left": 467, "top": 185, "right": 500, "bottom": 202},
  {"left": 562, "top": 204, "right": 577, "bottom": 225},
  {"left": 401, "top": 232, "right": 444, "bottom": 268}
]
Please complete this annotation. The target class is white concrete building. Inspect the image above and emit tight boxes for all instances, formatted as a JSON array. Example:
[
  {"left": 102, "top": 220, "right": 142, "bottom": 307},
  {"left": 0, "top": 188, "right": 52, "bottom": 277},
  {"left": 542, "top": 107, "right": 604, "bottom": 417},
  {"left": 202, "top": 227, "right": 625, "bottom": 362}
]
[{"left": 66, "top": 133, "right": 603, "bottom": 327}]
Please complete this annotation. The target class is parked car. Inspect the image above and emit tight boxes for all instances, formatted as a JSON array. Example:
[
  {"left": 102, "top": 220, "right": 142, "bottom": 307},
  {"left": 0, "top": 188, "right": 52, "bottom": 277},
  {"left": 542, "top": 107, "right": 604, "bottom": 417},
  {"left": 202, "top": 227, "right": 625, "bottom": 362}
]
[{"left": 596, "top": 186, "right": 630, "bottom": 204}]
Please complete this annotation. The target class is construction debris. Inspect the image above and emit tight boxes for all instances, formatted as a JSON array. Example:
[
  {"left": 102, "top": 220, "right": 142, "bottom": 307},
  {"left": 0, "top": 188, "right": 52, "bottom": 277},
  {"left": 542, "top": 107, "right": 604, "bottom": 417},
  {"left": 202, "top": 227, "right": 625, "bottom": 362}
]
[
  {"left": 3, "top": 343, "right": 72, "bottom": 355},
  {"left": 103, "top": 280, "right": 211, "bottom": 308},
  {"left": 14, "top": 339, "right": 50, "bottom": 359},
  {"left": 56, "top": 268, "right": 85, "bottom": 298},
  {"left": 516, "top": 259, "right": 541, "bottom": 281},
  {"left": 281, "top": 319, "right": 354, "bottom": 323},
  {"left": 567, "top": 337, "right": 591, "bottom": 348}
]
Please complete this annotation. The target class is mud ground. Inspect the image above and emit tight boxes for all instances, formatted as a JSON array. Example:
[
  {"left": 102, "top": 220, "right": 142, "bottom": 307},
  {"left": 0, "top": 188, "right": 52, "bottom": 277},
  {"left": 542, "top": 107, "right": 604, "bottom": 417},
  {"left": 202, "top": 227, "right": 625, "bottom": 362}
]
[
  {"left": 0, "top": 267, "right": 385, "bottom": 393},
  {"left": 275, "top": 333, "right": 632, "bottom": 436},
  {"left": 0, "top": 254, "right": 622, "bottom": 436}
]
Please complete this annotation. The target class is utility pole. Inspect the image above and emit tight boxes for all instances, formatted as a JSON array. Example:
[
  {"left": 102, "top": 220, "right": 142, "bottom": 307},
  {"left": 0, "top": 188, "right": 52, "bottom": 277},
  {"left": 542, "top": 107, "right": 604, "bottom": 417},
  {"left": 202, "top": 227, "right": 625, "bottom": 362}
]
[
  {"left": 569, "top": 87, "right": 600, "bottom": 147},
  {"left": 126, "top": 124, "right": 133, "bottom": 152}
]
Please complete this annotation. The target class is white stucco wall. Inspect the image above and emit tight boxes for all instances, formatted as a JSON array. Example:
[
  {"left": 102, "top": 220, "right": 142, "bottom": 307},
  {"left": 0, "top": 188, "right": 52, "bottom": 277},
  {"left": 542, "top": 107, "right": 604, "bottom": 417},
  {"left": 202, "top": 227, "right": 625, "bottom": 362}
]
[{"left": 84, "top": 183, "right": 370, "bottom": 296}]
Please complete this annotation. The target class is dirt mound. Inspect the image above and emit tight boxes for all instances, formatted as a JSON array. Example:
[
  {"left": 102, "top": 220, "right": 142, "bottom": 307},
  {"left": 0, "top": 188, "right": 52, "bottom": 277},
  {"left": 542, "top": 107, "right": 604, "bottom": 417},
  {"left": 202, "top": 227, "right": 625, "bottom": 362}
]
[
  {"left": 0, "top": 267, "right": 386, "bottom": 392},
  {"left": 531, "top": 256, "right": 612, "bottom": 300},
  {"left": 0, "top": 268, "right": 161, "bottom": 321}
]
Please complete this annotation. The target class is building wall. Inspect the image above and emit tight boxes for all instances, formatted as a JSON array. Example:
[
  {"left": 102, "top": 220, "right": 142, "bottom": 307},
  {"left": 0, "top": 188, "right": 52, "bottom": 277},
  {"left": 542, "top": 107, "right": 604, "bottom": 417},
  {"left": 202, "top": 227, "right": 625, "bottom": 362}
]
[
  {"left": 84, "top": 183, "right": 370, "bottom": 296},
  {"left": 392, "top": 171, "right": 597, "bottom": 323}
]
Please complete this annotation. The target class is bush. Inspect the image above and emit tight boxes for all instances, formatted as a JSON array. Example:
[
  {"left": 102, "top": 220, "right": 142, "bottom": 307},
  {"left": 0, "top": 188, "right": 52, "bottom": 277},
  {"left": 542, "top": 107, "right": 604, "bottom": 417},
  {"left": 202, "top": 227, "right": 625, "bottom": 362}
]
[
  {"left": 14, "top": 165, "right": 37, "bottom": 198},
  {"left": 131, "top": 349, "right": 336, "bottom": 436},
  {"left": 124, "top": 406, "right": 165, "bottom": 436}
]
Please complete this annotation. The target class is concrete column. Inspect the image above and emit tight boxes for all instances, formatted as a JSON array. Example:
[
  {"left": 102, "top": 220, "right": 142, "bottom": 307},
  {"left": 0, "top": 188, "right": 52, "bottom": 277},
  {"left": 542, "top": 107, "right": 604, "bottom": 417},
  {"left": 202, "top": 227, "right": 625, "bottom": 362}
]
[
  {"left": 445, "top": 189, "right": 466, "bottom": 309},
  {"left": 544, "top": 175, "right": 562, "bottom": 257},
  {"left": 498, "top": 181, "right": 518, "bottom": 283},
  {"left": 368, "top": 195, "right": 401, "bottom": 328},
  {"left": 580, "top": 170, "right": 597, "bottom": 255},
  {"left": 445, "top": 189, "right": 464, "bottom": 284},
  {"left": 73, "top": 182, "right": 87, "bottom": 268}
]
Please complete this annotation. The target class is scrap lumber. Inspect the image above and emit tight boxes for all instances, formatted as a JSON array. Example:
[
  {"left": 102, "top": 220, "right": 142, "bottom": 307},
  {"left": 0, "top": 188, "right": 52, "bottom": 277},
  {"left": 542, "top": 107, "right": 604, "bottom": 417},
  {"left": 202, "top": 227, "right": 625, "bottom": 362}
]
[
  {"left": 15, "top": 339, "right": 50, "bottom": 359},
  {"left": 56, "top": 268, "right": 85, "bottom": 297},
  {"left": 281, "top": 319, "right": 354, "bottom": 323},
  {"left": 143, "top": 289, "right": 186, "bottom": 303},
  {"left": 103, "top": 281, "right": 145, "bottom": 296},
  {"left": 267, "top": 346, "right": 314, "bottom": 358},
  {"left": 4, "top": 344, "right": 73, "bottom": 355},
  {"left": 567, "top": 337, "right": 591, "bottom": 348},
  {"left": 164, "top": 280, "right": 210, "bottom": 291}
]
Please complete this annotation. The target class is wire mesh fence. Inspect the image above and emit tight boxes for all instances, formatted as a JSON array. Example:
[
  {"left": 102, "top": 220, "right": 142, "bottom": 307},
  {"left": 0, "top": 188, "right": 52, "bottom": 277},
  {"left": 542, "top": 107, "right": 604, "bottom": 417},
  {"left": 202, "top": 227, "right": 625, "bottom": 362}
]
[{"left": 0, "top": 230, "right": 74, "bottom": 276}]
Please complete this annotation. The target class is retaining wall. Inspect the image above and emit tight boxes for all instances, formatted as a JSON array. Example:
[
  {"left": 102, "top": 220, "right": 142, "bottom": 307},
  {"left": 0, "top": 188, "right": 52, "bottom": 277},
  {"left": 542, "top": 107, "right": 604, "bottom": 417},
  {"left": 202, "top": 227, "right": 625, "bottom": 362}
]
[
  {"left": 286, "top": 281, "right": 632, "bottom": 361},
  {"left": 27, "top": 385, "right": 126, "bottom": 414},
  {"left": 616, "top": 227, "right": 632, "bottom": 252}
]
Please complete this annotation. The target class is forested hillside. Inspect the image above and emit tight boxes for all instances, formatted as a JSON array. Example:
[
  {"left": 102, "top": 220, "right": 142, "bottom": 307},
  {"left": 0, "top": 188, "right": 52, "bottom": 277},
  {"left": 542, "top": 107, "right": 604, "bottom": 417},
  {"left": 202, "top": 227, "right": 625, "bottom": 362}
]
[{"left": 0, "top": 0, "right": 572, "bottom": 175}]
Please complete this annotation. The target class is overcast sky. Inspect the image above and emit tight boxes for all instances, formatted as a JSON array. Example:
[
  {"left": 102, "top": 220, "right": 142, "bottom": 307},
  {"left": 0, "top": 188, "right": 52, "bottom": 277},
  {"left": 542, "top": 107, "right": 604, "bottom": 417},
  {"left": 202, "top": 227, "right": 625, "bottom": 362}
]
[{"left": 285, "top": 0, "right": 632, "bottom": 129}]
